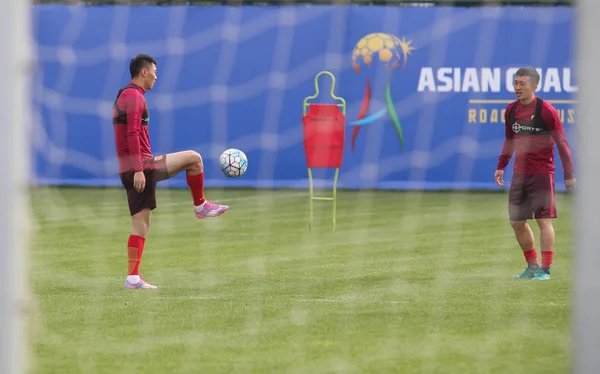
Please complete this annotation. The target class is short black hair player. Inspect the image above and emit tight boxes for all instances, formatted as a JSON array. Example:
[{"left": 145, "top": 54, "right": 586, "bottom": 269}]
[
  {"left": 495, "top": 67, "right": 576, "bottom": 281},
  {"left": 113, "top": 54, "right": 229, "bottom": 289}
]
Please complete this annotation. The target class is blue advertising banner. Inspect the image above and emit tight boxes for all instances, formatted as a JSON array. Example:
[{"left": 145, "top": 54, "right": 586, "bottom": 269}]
[{"left": 33, "top": 5, "right": 576, "bottom": 190}]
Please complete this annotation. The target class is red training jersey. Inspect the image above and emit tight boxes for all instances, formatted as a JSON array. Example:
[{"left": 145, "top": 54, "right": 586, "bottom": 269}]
[
  {"left": 112, "top": 82, "right": 153, "bottom": 173},
  {"left": 496, "top": 97, "right": 574, "bottom": 179}
]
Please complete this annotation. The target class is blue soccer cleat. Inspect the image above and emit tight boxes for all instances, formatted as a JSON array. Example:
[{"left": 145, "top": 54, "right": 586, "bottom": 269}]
[
  {"left": 532, "top": 268, "right": 551, "bottom": 281},
  {"left": 513, "top": 264, "right": 540, "bottom": 279}
]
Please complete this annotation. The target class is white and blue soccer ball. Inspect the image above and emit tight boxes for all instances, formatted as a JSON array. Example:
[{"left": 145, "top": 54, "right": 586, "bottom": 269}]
[{"left": 219, "top": 148, "right": 248, "bottom": 178}]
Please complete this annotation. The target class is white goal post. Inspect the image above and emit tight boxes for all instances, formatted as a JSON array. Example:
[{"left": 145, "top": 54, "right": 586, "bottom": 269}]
[
  {"left": 0, "top": 0, "right": 32, "bottom": 373},
  {"left": 575, "top": 0, "right": 600, "bottom": 373}
]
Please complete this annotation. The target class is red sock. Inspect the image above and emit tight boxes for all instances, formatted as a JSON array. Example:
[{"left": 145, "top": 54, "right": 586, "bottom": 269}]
[
  {"left": 523, "top": 249, "right": 539, "bottom": 266},
  {"left": 186, "top": 172, "right": 206, "bottom": 206},
  {"left": 542, "top": 250, "right": 553, "bottom": 269},
  {"left": 127, "top": 235, "right": 146, "bottom": 275}
]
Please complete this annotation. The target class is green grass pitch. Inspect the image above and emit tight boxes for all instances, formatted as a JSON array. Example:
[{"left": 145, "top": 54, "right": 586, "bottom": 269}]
[{"left": 29, "top": 187, "right": 572, "bottom": 373}]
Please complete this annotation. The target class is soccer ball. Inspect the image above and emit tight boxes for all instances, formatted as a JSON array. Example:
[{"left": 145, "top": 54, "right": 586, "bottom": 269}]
[{"left": 219, "top": 148, "right": 248, "bottom": 178}]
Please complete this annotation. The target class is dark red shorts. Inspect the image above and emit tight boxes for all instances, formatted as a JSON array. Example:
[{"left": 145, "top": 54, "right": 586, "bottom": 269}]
[
  {"left": 508, "top": 172, "right": 557, "bottom": 221},
  {"left": 119, "top": 155, "right": 169, "bottom": 216}
]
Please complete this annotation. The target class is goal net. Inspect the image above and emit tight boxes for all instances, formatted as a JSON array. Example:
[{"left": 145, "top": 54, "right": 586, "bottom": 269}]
[{"left": 6, "top": 0, "right": 595, "bottom": 373}]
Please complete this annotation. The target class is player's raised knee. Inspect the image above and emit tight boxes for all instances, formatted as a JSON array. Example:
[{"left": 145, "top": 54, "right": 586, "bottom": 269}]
[
  {"left": 187, "top": 150, "right": 203, "bottom": 172},
  {"left": 191, "top": 150, "right": 202, "bottom": 165}
]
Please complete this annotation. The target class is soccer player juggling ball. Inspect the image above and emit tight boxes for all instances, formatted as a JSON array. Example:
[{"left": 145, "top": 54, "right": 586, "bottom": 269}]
[
  {"left": 113, "top": 54, "right": 229, "bottom": 289},
  {"left": 494, "top": 67, "right": 576, "bottom": 281}
]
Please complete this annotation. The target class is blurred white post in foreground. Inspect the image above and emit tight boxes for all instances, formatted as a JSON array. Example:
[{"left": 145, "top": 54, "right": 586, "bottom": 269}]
[
  {"left": 0, "top": 0, "right": 32, "bottom": 372},
  {"left": 575, "top": 0, "right": 600, "bottom": 373}
]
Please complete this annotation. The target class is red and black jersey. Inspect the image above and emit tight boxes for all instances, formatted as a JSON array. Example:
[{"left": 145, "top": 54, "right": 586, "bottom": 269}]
[
  {"left": 112, "top": 82, "right": 153, "bottom": 173},
  {"left": 497, "top": 97, "right": 574, "bottom": 179}
]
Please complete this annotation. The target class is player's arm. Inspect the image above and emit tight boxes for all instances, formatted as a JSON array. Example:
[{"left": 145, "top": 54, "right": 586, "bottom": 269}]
[
  {"left": 497, "top": 105, "right": 515, "bottom": 170},
  {"left": 123, "top": 91, "right": 145, "bottom": 173},
  {"left": 542, "top": 103, "right": 575, "bottom": 181},
  {"left": 495, "top": 105, "right": 515, "bottom": 186},
  {"left": 496, "top": 105, "right": 515, "bottom": 171}
]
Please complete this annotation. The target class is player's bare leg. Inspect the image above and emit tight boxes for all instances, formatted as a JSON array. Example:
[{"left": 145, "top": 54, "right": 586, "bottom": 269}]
[
  {"left": 165, "top": 150, "right": 229, "bottom": 218},
  {"left": 511, "top": 220, "right": 536, "bottom": 254},
  {"left": 532, "top": 218, "right": 554, "bottom": 280},
  {"left": 125, "top": 208, "right": 157, "bottom": 289},
  {"left": 510, "top": 220, "right": 540, "bottom": 278},
  {"left": 166, "top": 150, "right": 203, "bottom": 178}
]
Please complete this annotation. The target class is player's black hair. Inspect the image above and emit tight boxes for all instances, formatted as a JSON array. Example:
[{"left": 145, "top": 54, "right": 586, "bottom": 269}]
[
  {"left": 515, "top": 67, "right": 540, "bottom": 86},
  {"left": 129, "top": 54, "right": 157, "bottom": 79}
]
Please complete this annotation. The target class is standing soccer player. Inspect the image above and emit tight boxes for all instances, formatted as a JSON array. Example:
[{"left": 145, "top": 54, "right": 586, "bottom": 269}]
[
  {"left": 113, "top": 54, "right": 229, "bottom": 289},
  {"left": 495, "top": 67, "right": 576, "bottom": 281}
]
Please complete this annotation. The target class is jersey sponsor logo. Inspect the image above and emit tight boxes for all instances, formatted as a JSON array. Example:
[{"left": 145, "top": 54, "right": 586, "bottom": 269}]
[
  {"left": 142, "top": 104, "right": 150, "bottom": 126},
  {"left": 512, "top": 122, "right": 547, "bottom": 135}
]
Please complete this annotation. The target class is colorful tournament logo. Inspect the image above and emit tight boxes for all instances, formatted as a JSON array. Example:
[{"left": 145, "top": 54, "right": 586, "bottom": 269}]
[{"left": 351, "top": 33, "right": 415, "bottom": 151}]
